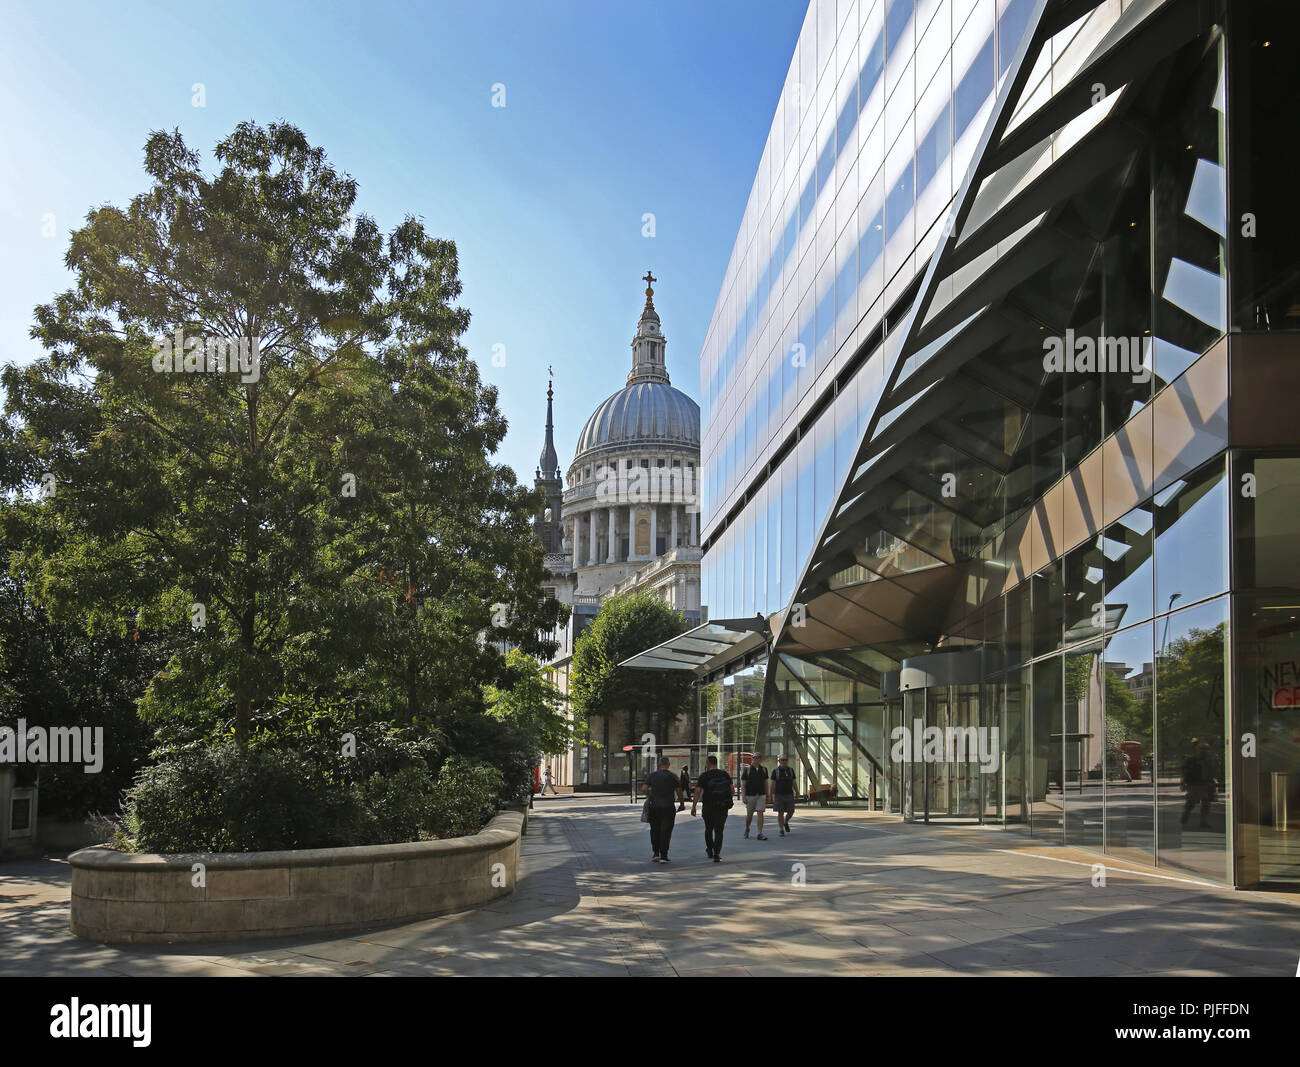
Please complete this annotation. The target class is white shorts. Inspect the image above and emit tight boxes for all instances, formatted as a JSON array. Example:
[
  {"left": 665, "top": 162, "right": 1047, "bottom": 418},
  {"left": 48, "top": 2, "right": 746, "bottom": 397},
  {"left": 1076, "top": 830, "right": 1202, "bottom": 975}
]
[{"left": 744, "top": 794, "right": 766, "bottom": 813}]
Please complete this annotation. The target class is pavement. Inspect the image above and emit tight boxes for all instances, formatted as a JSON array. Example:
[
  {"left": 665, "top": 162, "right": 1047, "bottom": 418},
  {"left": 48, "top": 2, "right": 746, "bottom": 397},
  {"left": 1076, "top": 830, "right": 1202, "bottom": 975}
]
[{"left": 1, "top": 793, "right": 1297, "bottom": 977}]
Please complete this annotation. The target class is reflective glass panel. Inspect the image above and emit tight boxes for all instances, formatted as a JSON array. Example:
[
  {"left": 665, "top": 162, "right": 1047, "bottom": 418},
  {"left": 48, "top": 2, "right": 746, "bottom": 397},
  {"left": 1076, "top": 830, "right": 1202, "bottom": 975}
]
[
  {"left": 1154, "top": 458, "right": 1227, "bottom": 614},
  {"left": 1103, "top": 623, "right": 1155, "bottom": 864},
  {"left": 1155, "top": 596, "right": 1229, "bottom": 881}
]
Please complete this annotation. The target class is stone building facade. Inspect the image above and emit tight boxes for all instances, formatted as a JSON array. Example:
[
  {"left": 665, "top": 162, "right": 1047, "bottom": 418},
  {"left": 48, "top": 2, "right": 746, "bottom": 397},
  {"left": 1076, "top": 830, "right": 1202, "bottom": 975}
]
[{"left": 533, "top": 275, "right": 703, "bottom": 788}]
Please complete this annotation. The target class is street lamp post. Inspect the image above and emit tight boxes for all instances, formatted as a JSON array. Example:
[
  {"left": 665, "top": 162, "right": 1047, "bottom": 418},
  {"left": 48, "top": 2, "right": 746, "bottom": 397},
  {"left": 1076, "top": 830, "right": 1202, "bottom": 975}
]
[{"left": 1160, "top": 592, "right": 1183, "bottom": 653}]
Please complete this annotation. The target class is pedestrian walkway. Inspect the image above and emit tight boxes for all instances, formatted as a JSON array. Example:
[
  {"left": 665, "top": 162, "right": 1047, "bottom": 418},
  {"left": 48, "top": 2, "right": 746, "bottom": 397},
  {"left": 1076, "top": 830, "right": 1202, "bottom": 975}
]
[{"left": 1, "top": 793, "right": 1296, "bottom": 976}]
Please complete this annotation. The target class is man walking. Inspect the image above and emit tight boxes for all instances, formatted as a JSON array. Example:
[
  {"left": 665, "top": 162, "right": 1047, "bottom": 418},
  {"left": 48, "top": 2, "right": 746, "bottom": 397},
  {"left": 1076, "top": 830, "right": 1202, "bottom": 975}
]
[
  {"left": 741, "top": 754, "right": 770, "bottom": 840},
  {"left": 770, "top": 754, "right": 796, "bottom": 835},
  {"left": 1180, "top": 742, "right": 1218, "bottom": 829},
  {"left": 692, "top": 755, "right": 733, "bottom": 862},
  {"left": 678, "top": 764, "right": 691, "bottom": 812},
  {"left": 542, "top": 766, "right": 557, "bottom": 795},
  {"left": 642, "top": 755, "right": 683, "bottom": 862}
]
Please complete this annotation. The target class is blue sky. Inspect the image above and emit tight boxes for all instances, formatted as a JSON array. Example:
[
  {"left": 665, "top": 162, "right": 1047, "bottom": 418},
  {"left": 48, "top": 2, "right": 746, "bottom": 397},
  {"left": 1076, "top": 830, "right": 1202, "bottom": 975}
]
[{"left": 0, "top": 0, "right": 807, "bottom": 487}]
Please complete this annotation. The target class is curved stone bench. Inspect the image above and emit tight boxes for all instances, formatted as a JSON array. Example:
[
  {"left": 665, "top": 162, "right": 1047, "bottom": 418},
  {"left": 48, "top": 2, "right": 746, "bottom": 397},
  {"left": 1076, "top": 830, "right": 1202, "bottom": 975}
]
[{"left": 69, "top": 809, "right": 525, "bottom": 943}]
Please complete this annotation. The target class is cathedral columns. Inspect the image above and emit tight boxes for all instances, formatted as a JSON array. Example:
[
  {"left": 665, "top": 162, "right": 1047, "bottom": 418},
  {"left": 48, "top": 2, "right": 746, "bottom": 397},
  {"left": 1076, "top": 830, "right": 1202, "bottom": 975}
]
[
  {"left": 689, "top": 510, "right": 697, "bottom": 546},
  {"left": 587, "top": 512, "right": 597, "bottom": 566},
  {"left": 572, "top": 519, "right": 580, "bottom": 569},
  {"left": 670, "top": 506, "right": 678, "bottom": 551},
  {"left": 607, "top": 506, "right": 616, "bottom": 563},
  {"left": 649, "top": 506, "right": 657, "bottom": 559}
]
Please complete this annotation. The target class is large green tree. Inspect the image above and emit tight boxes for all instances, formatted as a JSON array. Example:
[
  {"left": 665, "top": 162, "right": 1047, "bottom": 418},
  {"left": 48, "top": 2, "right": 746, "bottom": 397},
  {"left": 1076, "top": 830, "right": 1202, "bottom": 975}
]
[
  {"left": 570, "top": 592, "right": 693, "bottom": 748},
  {"left": 1, "top": 121, "right": 562, "bottom": 751}
]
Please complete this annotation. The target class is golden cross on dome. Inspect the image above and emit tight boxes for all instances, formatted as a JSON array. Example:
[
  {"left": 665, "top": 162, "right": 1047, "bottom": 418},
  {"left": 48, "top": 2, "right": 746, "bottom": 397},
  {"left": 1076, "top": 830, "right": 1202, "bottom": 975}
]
[{"left": 643, "top": 270, "right": 656, "bottom": 296}]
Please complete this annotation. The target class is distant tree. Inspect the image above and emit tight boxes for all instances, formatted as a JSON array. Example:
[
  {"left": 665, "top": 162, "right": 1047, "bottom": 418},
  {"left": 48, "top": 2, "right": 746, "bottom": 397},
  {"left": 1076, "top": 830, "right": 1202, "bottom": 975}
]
[
  {"left": 570, "top": 592, "right": 693, "bottom": 746},
  {"left": 485, "top": 648, "right": 590, "bottom": 759}
]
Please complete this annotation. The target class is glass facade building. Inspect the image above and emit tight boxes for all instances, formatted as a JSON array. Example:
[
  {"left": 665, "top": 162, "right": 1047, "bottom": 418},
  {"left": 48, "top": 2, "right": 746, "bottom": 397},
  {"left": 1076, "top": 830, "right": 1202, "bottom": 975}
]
[{"left": 685, "top": 0, "right": 1300, "bottom": 890}]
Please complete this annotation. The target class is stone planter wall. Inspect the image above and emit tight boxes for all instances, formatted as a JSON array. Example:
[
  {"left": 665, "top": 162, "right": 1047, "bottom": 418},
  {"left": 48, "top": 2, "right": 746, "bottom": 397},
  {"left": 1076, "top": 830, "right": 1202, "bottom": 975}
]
[
  {"left": 69, "top": 810, "right": 524, "bottom": 943},
  {"left": 40, "top": 819, "right": 100, "bottom": 852}
]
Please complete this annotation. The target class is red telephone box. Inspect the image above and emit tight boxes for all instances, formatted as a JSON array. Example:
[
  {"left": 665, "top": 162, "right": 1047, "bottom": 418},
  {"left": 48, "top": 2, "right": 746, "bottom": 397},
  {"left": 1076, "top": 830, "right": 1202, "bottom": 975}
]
[{"left": 727, "top": 752, "right": 757, "bottom": 779}]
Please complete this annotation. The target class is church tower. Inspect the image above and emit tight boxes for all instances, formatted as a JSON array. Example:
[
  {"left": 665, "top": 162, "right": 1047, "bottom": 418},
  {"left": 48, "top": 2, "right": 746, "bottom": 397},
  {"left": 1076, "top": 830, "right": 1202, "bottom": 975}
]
[{"left": 533, "top": 373, "right": 565, "bottom": 554}]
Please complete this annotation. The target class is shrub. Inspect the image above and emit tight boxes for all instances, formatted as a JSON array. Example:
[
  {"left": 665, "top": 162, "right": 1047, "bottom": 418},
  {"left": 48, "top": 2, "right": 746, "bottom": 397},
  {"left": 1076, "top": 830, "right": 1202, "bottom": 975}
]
[
  {"left": 122, "top": 735, "right": 441, "bottom": 853},
  {"left": 84, "top": 804, "right": 138, "bottom": 852},
  {"left": 128, "top": 745, "right": 358, "bottom": 852},
  {"left": 357, "top": 764, "right": 439, "bottom": 844},
  {"left": 428, "top": 756, "right": 503, "bottom": 839},
  {"left": 442, "top": 708, "right": 535, "bottom": 809}
]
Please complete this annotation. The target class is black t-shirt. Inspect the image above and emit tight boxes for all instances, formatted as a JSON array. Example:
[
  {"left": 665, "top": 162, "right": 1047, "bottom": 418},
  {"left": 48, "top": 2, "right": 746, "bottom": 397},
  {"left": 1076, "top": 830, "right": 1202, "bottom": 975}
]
[
  {"left": 742, "top": 763, "right": 769, "bottom": 796},
  {"left": 696, "top": 768, "right": 733, "bottom": 806},
  {"left": 772, "top": 764, "right": 796, "bottom": 795},
  {"left": 646, "top": 769, "right": 680, "bottom": 808},
  {"left": 1184, "top": 755, "right": 1213, "bottom": 785}
]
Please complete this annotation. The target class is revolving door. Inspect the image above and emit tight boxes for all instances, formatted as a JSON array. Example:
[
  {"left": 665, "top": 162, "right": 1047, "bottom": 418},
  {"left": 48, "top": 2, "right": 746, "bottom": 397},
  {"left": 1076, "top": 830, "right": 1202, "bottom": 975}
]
[{"left": 884, "top": 651, "right": 1004, "bottom": 825}]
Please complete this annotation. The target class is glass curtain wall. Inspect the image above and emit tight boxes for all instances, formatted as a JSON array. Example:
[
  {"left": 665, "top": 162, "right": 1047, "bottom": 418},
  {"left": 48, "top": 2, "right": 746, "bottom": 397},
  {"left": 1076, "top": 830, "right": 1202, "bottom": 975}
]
[{"left": 694, "top": 3, "right": 1300, "bottom": 890}]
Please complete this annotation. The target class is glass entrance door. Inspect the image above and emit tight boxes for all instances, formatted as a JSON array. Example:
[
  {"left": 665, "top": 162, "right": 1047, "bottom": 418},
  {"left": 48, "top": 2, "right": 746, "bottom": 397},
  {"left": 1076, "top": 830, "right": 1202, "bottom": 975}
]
[
  {"left": 897, "top": 682, "right": 997, "bottom": 824},
  {"left": 925, "top": 683, "right": 984, "bottom": 821}
]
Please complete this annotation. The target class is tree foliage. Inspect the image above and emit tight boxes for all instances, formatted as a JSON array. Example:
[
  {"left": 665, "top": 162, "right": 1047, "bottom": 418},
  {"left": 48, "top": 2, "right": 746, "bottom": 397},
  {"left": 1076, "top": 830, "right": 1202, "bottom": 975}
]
[
  {"left": 1153, "top": 623, "right": 1227, "bottom": 771},
  {"left": 0, "top": 509, "right": 164, "bottom": 816},
  {"left": 485, "top": 648, "right": 590, "bottom": 758},
  {"left": 1, "top": 121, "right": 564, "bottom": 756}
]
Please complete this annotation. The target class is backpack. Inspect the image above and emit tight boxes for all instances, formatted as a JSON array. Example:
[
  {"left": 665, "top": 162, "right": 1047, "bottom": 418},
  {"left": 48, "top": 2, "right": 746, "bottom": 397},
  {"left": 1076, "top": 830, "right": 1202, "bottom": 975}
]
[{"left": 704, "top": 771, "right": 733, "bottom": 806}]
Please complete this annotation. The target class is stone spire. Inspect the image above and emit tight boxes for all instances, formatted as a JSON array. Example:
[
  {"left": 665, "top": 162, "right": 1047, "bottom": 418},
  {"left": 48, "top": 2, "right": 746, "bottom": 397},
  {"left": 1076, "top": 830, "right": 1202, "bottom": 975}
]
[
  {"left": 537, "top": 368, "right": 559, "bottom": 479},
  {"left": 532, "top": 367, "right": 564, "bottom": 554},
  {"left": 628, "top": 270, "right": 671, "bottom": 386}
]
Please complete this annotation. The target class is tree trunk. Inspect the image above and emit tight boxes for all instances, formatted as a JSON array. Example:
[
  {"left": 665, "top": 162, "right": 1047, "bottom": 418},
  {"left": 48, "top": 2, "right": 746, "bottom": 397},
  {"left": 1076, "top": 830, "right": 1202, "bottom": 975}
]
[
  {"left": 405, "top": 514, "right": 420, "bottom": 720},
  {"left": 236, "top": 354, "right": 259, "bottom": 752},
  {"left": 235, "top": 694, "right": 251, "bottom": 750}
]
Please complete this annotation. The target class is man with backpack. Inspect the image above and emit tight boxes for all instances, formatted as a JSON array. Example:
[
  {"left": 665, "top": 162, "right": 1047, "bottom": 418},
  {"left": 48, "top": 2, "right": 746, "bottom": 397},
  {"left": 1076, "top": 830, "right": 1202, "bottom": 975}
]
[
  {"left": 770, "top": 754, "right": 797, "bottom": 836},
  {"left": 691, "top": 754, "right": 733, "bottom": 862},
  {"left": 678, "top": 764, "right": 691, "bottom": 812},
  {"left": 741, "top": 754, "right": 770, "bottom": 840}
]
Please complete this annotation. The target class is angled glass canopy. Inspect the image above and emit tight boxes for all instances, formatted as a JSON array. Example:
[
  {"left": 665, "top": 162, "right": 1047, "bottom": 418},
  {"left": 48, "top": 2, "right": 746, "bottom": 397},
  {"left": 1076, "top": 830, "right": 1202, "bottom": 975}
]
[{"left": 619, "top": 617, "right": 768, "bottom": 673}]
